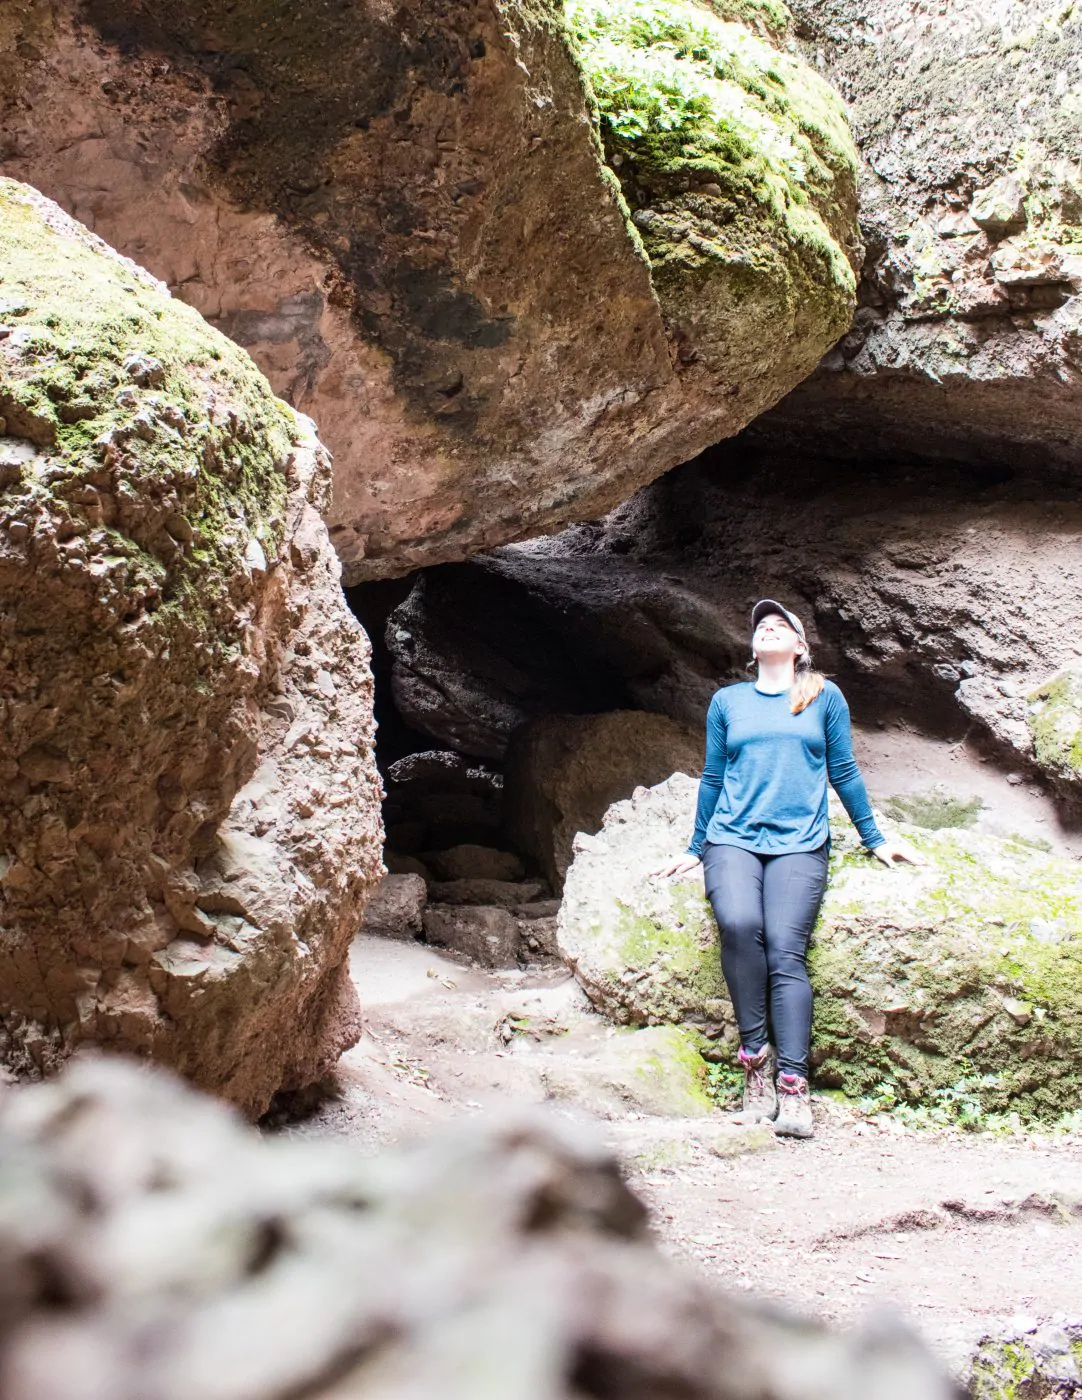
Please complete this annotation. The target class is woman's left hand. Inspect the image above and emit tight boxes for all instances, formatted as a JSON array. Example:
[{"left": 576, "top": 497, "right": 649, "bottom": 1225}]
[{"left": 869, "top": 840, "right": 923, "bottom": 867}]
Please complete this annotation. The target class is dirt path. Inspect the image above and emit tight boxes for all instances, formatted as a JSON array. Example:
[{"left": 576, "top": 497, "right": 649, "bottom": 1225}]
[{"left": 285, "top": 936, "right": 1082, "bottom": 1375}]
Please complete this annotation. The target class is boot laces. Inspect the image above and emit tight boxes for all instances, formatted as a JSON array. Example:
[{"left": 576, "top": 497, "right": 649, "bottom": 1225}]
[
  {"left": 777, "top": 1073, "right": 808, "bottom": 1098},
  {"left": 739, "top": 1048, "right": 770, "bottom": 1098}
]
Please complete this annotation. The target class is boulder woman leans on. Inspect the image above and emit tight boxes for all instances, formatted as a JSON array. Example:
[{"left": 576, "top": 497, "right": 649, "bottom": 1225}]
[{"left": 652, "top": 601, "right": 918, "bottom": 1139}]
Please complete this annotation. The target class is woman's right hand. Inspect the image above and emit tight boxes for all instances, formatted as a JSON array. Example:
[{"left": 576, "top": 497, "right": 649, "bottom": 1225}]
[{"left": 649, "top": 854, "right": 703, "bottom": 879}]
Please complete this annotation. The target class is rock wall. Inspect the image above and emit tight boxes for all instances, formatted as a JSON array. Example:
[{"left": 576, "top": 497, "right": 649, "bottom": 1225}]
[
  {"left": 0, "top": 0, "right": 859, "bottom": 581},
  {"left": 0, "top": 181, "right": 382, "bottom": 1116},
  {"left": 754, "top": 0, "right": 1082, "bottom": 469},
  {"left": 382, "top": 444, "right": 1082, "bottom": 800},
  {"left": 0, "top": 1056, "right": 955, "bottom": 1400}
]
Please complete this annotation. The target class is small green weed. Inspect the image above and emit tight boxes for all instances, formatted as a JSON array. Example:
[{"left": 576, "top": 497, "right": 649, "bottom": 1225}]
[
  {"left": 856, "top": 1073, "right": 1025, "bottom": 1134},
  {"left": 703, "top": 1059, "right": 744, "bottom": 1108}
]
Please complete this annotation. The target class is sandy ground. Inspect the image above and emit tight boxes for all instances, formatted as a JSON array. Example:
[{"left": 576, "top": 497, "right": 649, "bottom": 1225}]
[
  {"left": 853, "top": 720, "right": 1082, "bottom": 859},
  {"left": 280, "top": 935, "right": 1082, "bottom": 1376}
]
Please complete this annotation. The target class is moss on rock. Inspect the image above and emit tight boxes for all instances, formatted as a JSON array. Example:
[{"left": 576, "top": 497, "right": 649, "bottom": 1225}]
[
  {"left": 559, "top": 774, "right": 1082, "bottom": 1124},
  {"left": 882, "top": 790, "right": 983, "bottom": 830},
  {"left": 0, "top": 177, "right": 293, "bottom": 674},
  {"left": 542, "top": 1023, "right": 716, "bottom": 1116},
  {"left": 1027, "top": 665, "right": 1082, "bottom": 796},
  {"left": 970, "top": 1338, "right": 1038, "bottom": 1399},
  {"left": 565, "top": 0, "right": 859, "bottom": 379},
  {"left": 968, "top": 1322, "right": 1082, "bottom": 1399}
]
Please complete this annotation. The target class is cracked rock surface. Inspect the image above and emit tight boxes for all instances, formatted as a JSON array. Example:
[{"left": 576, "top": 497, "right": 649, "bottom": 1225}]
[
  {"left": 756, "top": 0, "right": 1082, "bottom": 468},
  {"left": 0, "top": 180, "right": 382, "bottom": 1115}
]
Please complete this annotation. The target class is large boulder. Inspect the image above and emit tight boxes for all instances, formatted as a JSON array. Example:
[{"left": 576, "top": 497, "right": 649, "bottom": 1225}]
[
  {"left": 358, "top": 874, "right": 427, "bottom": 942},
  {"left": 568, "top": 0, "right": 860, "bottom": 384},
  {"left": 505, "top": 710, "right": 704, "bottom": 890},
  {"left": 0, "top": 181, "right": 382, "bottom": 1115},
  {"left": 1, "top": 0, "right": 858, "bottom": 582},
  {"left": 751, "top": 0, "right": 1082, "bottom": 472},
  {"left": 0, "top": 1056, "right": 954, "bottom": 1399},
  {"left": 559, "top": 774, "right": 1082, "bottom": 1121}
]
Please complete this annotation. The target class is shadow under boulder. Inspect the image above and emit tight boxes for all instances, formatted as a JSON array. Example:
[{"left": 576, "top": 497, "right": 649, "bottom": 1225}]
[{"left": 382, "top": 445, "right": 1082, "bottom": 807}]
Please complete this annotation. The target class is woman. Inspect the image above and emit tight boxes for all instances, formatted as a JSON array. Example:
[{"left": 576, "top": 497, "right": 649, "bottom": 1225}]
[{"left": 654, "top": 600, "right": 916, "bottom": 1140}]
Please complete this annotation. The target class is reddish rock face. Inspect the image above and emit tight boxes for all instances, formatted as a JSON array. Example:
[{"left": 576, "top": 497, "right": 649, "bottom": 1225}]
[
  {"left": 0, "top": 0, "right": 859, "bottom": 582},
  {"left": 0, "top": 181, "right": 382, "bottom": 1115}
]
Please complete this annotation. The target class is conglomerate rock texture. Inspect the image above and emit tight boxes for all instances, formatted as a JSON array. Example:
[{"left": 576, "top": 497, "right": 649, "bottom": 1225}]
[
  {"left": 754, "top": 0, "right": 1082, "bottom": 469},
  {"left": 0, "top": 1056, "right": 955, "bottom": 1400},
  {"left": 559, "top": 774, "right": 1082, "bottom": 1122},
  {"left": 0, "top": 0, "right": 858, "bottom": 581},
  {"left": 0, "top": 181, "right": 382, "bottom": 1116}
]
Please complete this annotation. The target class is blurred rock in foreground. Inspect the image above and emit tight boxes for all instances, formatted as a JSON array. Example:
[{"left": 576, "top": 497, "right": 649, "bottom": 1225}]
[{"left": 0, "top": 1057, "right": 955, "bottom": 1400}]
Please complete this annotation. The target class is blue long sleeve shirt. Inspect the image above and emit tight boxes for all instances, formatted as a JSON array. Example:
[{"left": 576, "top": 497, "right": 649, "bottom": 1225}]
[{"left": 687, "top": 680, "right": 885, "bottom": 857}]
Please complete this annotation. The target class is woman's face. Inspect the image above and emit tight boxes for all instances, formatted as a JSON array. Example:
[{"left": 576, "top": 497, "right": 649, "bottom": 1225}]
[{"left": 753, "top": 612, "right": 805, "bottom": 663}]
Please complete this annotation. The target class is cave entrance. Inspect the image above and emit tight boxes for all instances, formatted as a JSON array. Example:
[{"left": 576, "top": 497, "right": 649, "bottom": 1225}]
[{"left": 344, "top": 428, "right": 1082, "bottom": 946}]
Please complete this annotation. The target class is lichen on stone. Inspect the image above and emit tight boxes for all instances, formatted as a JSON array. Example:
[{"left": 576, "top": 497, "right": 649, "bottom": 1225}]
[
  {"left": 559, "top": 773, "right": 1082, "bottom": 1125},
  {"left": 1026, "top": 664, "right": 1082, "bottom": 795},
  {"left": 970, "top": 1337, "right": 1038, "bottom": 1399},
  {"left": 565, "top": 0, "right": 860, "bottom": 376}
]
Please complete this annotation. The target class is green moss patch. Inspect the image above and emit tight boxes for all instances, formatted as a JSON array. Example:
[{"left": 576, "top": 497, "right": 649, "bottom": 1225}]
[
  {"left": 565, "top": 0, "right": 859, "bottom": 370},
  {"left": 882, "top": 790, "right": 983, "bottom": 830},
  {"left": 0, "top": 178, "right": 295, "bottom": 672},
  {"left": 1027, "top": 666, "right": 1082, "bottom": 791},
  {"left": 970, "top": 1338, "right": 1038, "bottom": 1399}
]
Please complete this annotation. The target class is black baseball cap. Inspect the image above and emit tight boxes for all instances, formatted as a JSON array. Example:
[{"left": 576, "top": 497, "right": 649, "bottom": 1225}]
[{"left": 751, "top": 598, "right": 807, "bottom": 641}]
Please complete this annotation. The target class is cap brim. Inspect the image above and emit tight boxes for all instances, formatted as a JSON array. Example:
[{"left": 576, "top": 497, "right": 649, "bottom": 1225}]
[
  {"left": 751, "top": 598, "right": 805, "bottom": 640},
  {"left": 751, "top": 599, "right": 787, "bottom": 628}
]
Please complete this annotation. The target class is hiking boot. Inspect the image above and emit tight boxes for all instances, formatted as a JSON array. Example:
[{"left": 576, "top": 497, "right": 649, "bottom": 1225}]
[
  {"left": 730, "top": 1045, "right": 777, "bottom": 1124},
  {"left": 774, "top": 1072, "right": 814, "bottom": 1139}
]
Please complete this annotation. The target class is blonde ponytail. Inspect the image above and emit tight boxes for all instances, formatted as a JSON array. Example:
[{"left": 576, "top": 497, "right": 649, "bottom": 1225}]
[{"left": 790, "top": 658, "right": 825, "bottom": 715}]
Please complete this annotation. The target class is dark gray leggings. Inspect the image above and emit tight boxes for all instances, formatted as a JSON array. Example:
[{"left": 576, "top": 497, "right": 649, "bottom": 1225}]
[{"left": 702, "top": 841, "right": 829, "bottom": 1078}]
